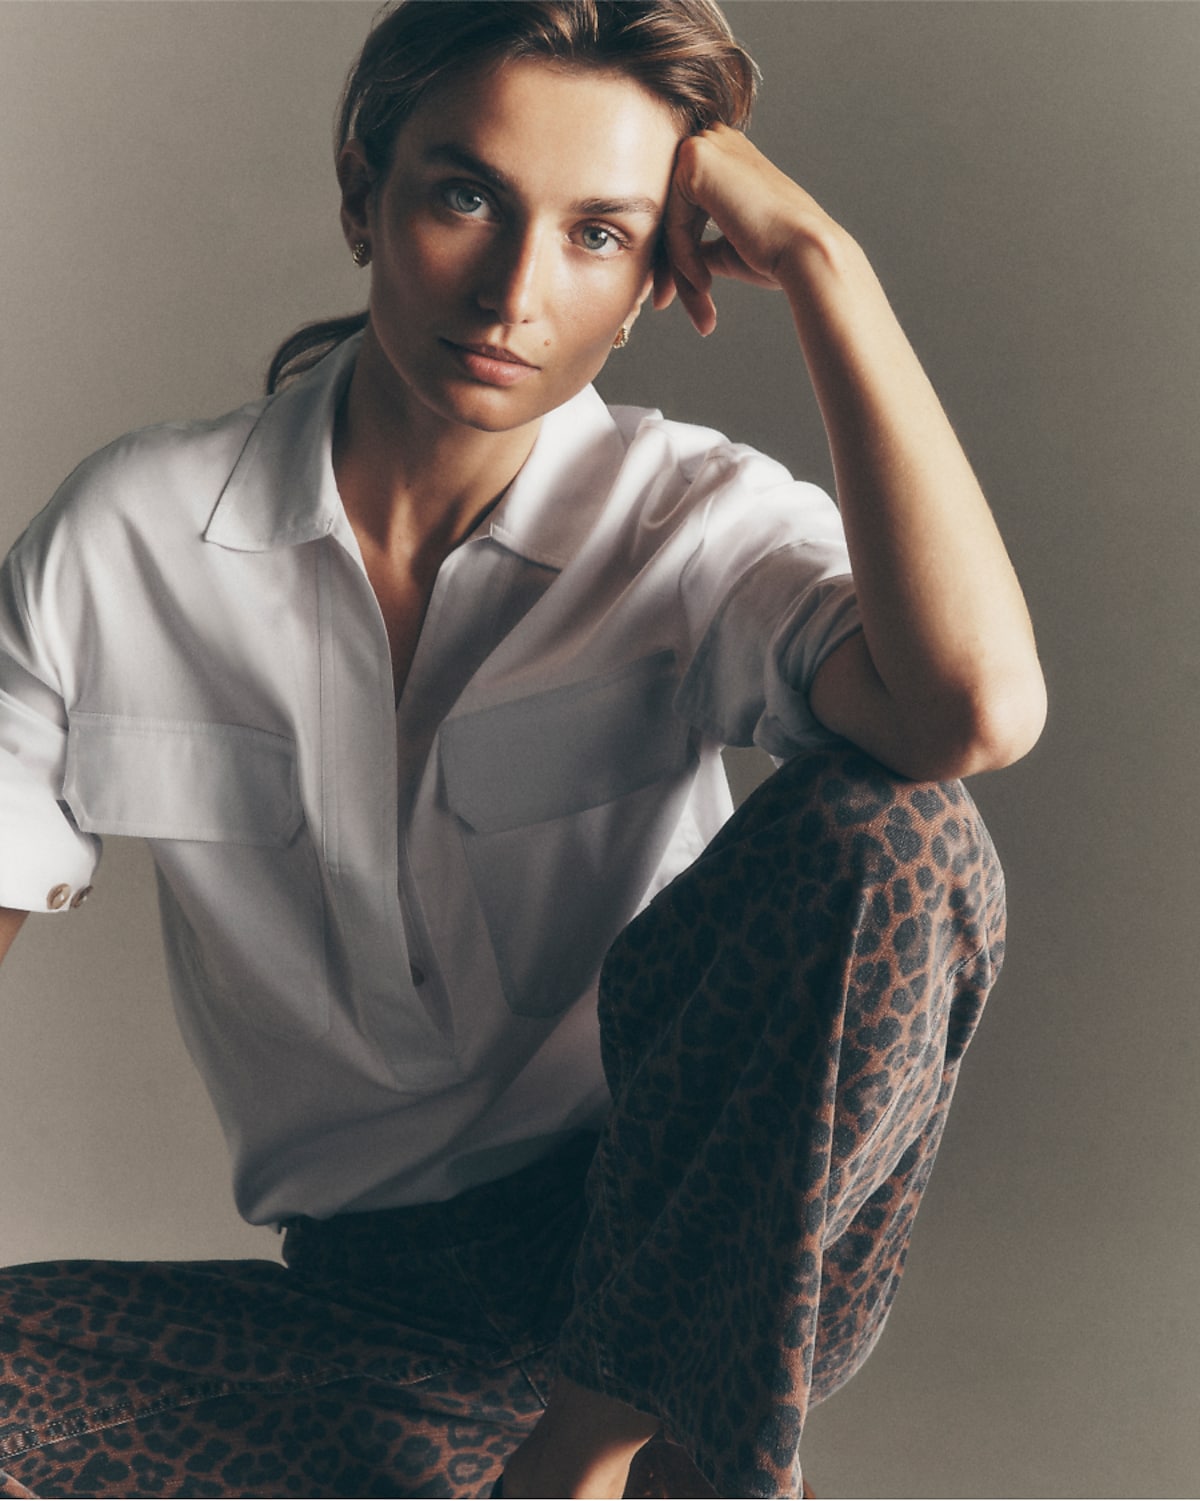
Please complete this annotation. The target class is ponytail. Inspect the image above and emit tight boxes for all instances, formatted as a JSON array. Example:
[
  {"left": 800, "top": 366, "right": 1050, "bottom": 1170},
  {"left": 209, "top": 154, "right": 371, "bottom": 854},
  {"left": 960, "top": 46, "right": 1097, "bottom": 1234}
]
[{"left": 265, "top": 312, "right": 368, "bottom": 395}]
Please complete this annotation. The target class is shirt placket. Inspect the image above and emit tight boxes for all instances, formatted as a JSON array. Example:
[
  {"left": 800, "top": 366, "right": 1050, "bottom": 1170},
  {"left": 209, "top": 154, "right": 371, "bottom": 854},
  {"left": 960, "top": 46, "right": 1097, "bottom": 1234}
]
[
  {"left": 315, "top": 534, "right": 458, "bottom": 1079},
  {"left": 389, "top": 541, "right": 498, "bottom": 1056}
]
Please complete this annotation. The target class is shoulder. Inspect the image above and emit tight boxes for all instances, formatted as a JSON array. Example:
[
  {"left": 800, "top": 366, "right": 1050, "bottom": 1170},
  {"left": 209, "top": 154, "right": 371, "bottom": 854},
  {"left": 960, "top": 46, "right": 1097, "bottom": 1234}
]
[
  {"left": 494, "top": 387, "right": 817, "bottom": 571},
  {"left": 18, "top": 399, "right": 267, "bottom": 553},
  {"left": 599, "top": 399, "right": 842, "bottom": 550},
  {"left": 608, "top": 402, "right": 792, "bottom": 487}
]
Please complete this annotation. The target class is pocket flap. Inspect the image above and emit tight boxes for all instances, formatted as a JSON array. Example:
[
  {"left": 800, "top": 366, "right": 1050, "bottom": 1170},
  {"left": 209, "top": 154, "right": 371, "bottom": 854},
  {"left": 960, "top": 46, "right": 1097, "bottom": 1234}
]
[
  {"left": 440, "top": 650, "right": 689, "bottom": 835},
  {"left": 64, "top": 713, "right": 301, "bottom": 845}
]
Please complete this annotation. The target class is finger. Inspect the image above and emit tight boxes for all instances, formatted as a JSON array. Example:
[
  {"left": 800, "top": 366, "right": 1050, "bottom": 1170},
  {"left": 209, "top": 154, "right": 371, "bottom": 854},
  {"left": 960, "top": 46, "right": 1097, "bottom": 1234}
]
[
  {"left": 672, "top": 266, "right": 718, "bottom": 337},
  {"left": 662, "top": 196, "right": 718, "bottom": 333},
  {"left": 698, "top": 237, "right": 781, "bottom": 291},
  {"left": 651, "top": 248, "right": 677, "bottom": 311},
  {"left": 662, "top": 176, "right": 712, "bottom": 298}
]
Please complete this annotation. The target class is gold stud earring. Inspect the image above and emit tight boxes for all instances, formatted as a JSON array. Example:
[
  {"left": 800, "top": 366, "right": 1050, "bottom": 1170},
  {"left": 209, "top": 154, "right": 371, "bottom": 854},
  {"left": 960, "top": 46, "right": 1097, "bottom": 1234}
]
[
  {"left": 612, "top": 325, "right": 630, "bottom": 350},
  {"left": 351, "top": 241, "right": 371, "bottom": 268}
]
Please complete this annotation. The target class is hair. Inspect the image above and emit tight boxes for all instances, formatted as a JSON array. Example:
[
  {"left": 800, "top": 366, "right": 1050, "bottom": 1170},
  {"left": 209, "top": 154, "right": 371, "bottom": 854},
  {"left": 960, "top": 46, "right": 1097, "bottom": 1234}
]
[{"left": 266, "top": 0, "right": 758, "bottom": 393}]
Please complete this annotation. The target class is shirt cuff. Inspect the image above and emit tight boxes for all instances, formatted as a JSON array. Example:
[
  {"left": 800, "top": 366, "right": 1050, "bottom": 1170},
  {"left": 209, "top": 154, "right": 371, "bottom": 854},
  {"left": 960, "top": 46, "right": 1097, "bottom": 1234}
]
[
  {"left": 0, "top": 761, "right": 101, "bottom": 913},
  {"left": 757, "top": 575, "right": 862, "bottom": 758}
]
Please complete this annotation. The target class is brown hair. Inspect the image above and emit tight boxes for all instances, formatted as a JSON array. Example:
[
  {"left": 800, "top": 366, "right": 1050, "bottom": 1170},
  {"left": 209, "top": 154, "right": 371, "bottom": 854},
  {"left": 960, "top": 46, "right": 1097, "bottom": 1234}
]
[{"left": 266, "top": 0, "right": 758, "bottom": 392}]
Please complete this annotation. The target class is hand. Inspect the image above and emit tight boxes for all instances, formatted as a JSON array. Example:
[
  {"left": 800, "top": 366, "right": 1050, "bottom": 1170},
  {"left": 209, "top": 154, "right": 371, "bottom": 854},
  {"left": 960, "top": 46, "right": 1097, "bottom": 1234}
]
[
  {"left": 0, "top": 905, "right": 27, "bottom": 965},
  {"left": 654, "top": 124, "right": 846, "bottom": 336},
  {"left": 653, "top": 133, "right": 1046, "bottom": 781},
  {"left": 498, "top": 1376, "right": 657, "bottom": 1498}
]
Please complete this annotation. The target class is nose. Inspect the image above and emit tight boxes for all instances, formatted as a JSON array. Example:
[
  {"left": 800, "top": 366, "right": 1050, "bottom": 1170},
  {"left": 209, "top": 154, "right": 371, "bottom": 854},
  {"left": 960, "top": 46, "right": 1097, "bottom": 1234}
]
[{"left": 474, "top": 222, "right": 546, "bottom": 326}]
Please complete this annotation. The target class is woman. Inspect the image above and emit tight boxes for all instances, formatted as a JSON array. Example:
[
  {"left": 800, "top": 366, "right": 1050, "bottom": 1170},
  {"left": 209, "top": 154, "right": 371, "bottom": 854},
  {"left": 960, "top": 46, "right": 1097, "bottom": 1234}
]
[{"left": 0, "top": 2, "right": 1044, "bottom": 1497}]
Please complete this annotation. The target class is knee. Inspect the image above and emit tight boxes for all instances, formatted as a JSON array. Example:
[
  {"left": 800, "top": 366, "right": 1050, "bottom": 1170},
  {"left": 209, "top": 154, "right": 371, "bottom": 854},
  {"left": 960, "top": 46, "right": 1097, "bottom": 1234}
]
[
  {"left": 724, "top": 744, "right": 1005, "bottom": 956},
  {"left": 759, "top": 749, "right": 1006, "bottom": 1122}
]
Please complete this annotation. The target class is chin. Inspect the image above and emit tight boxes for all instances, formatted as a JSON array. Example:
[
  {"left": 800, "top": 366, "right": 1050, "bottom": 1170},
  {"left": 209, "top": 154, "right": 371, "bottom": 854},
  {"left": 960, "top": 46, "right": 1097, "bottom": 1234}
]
[{"left": 432, "top": 381, "right": 558, "bottom": 435}]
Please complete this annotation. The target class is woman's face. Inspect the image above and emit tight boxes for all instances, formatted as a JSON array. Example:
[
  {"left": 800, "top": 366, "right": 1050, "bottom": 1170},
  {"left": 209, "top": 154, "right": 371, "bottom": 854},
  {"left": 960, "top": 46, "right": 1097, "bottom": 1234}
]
[{"left": 341, "top": 58, "right": 683, "bottom": 439}]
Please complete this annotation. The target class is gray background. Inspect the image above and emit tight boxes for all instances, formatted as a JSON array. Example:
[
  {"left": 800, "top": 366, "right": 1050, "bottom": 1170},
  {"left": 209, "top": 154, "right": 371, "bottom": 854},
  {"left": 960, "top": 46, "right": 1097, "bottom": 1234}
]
[{"left": 1, "top": 2, "right": 1196, "bottom": 1496}]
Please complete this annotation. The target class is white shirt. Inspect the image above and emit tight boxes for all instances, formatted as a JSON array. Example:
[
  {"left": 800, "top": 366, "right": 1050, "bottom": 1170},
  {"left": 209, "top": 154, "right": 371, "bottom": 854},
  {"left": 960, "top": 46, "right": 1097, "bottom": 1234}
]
[{"left": 0, "top": 335, "right": 859, "bottom": 1222}]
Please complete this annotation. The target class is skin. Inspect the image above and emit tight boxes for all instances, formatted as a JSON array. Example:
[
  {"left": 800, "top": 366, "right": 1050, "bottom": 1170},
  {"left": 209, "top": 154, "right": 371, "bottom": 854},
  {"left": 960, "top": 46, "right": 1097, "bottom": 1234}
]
[
  {"left": 333, "top": 61, "right": 678, "bottom": 701},
  {"left": 0, "top": 907, "right": 23, "bottom": 964},
  {"left": 334, "top": 60, "right": 1044, "bottom": 777},
  {"left": 333, "top": 57, "right": 1045, "bottom": 1499},
  {"left": 1, "top": 48, "right": 1047, "bottom": 1501},
  {"left": 660, "top": 125, "right": 1048, "bottom": 781}
]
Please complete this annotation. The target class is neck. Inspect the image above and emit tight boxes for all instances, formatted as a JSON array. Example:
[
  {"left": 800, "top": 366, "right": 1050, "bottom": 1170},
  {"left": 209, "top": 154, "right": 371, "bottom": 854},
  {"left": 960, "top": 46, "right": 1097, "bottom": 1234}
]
[{"left": 333, "top": 325, "right": 539, "bottom": 557}]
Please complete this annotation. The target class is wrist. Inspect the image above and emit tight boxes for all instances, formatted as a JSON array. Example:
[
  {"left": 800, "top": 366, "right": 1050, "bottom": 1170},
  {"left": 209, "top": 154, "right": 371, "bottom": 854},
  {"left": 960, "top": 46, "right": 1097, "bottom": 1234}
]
[{"left": 775, "top": 217, "right": 866, "bottom": 299}]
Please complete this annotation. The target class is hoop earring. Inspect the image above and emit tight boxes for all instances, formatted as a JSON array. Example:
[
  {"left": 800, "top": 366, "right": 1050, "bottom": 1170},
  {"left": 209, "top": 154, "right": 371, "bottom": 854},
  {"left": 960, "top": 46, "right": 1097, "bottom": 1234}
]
[
  {"left": 351, "top": 241, "right": 371, "bottom": 268},
  {"left": 612, "top": 325, "right": 630, "bottom": 350}
]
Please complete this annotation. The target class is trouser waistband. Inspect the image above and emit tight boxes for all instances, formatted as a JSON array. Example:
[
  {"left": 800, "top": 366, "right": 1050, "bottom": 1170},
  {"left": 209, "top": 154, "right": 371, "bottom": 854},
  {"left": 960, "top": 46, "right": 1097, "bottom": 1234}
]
[{"left": 280, "top": 1129, "right": 600, "bottom": 1279}]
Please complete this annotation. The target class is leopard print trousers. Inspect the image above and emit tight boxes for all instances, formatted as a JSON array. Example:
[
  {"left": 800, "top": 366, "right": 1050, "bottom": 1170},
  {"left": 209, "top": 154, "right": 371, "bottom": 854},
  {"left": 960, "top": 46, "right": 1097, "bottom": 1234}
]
[{"left": 0, "top": 747, "right": 1005, "bottom": 1498}]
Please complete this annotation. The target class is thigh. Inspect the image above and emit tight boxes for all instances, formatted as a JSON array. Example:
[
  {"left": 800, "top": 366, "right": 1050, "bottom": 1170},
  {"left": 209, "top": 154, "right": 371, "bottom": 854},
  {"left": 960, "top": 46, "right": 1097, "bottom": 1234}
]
[
  {"left": 7, "top": 1371, "right": 541, "bottom": 1499},
  {"left": 0, "top": 1255, "right": 547, "bottom": 1499}
]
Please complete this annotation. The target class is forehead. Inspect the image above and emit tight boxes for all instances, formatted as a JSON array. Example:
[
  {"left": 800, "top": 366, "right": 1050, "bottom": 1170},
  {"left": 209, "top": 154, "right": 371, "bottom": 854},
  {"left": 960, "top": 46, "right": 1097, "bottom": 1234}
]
[{"left": 393, "top": 57, "right": 684, "bottom": 203}]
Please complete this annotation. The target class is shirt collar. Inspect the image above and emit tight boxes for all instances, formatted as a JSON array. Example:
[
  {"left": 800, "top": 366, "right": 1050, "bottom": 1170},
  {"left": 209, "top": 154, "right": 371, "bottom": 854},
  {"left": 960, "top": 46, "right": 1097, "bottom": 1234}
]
[
  {"left": 203, "top": 335, "right": 358, "bottom": 552},
  {"left": 204, "top": 331, "right": 628, "bottom": 568},
  {"left": 478, "top": 384, "right": 628, "bottom": 572}
]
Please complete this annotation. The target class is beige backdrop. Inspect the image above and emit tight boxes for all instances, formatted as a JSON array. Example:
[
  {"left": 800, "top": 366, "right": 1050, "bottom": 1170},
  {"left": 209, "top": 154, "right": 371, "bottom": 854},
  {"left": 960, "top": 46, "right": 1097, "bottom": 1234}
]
[{"left": 1, "top": 3, "right": 1196, "bottom": 1496}]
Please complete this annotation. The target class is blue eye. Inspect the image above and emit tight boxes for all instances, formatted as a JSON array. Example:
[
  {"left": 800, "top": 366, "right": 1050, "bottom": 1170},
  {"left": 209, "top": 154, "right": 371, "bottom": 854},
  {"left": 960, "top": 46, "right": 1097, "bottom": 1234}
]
[
  {"left": 579, "top": 224, "right": 624, "bottom": 256},
  {"left": 444, "top": 184, "right": 490, "bottom": 216}
]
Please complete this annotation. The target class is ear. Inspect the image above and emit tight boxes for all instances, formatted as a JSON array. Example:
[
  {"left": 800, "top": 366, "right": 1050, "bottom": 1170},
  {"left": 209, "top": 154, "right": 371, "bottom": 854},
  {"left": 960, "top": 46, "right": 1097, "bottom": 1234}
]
[{"left": 337, "top": 140, "right": 377, "bottom": 251}]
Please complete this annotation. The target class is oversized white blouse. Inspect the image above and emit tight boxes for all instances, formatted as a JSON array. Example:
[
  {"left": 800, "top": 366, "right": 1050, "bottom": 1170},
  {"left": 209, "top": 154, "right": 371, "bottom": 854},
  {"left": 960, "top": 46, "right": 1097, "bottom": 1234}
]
[{"left": 0, "top": 335, "right": 860, "bottom": 1222}]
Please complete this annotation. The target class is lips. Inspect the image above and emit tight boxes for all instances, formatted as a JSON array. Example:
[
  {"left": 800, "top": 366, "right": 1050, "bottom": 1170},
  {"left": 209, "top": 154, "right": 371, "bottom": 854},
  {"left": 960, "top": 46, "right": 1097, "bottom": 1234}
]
[
  {"left": 446, "top": 339, "right": 539, "bottom": 368},
  {"left": 441, "top": 337, "right": 542, "bottom": 387}
]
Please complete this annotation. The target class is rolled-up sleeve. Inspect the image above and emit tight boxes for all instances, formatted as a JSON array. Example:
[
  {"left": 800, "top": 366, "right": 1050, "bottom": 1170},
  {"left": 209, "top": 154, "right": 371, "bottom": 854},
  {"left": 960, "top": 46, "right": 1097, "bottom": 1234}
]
[
  {"left": 670, "top": 455, "right": 862, "bottom": 758},
  {"left": 0, "top": 549, "right": 101, "bottom": 912},
  {"left": 676, "top": 555, "right": 860, "bottom": 758}
]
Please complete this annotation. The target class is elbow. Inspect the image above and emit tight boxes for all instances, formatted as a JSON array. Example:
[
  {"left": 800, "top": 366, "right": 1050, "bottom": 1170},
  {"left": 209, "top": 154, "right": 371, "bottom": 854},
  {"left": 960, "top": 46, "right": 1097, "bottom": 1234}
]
[
  {"left": 921, "top": 669, "right": 1048, "bottom": 781},
  {"left": 814, "top": 632, "right": 1048, "bottom": 783}
]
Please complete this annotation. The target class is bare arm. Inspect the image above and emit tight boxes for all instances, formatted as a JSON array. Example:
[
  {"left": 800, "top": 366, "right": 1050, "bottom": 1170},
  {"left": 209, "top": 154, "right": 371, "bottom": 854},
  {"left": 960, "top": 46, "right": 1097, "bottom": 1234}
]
[
  {"left": 0, "top": 905, "right": 28, "bottom": 964},
  {"left": 502, "top": 126, "right": 1048, "bottom": 1501},
  {"left": 659, "top": 127, "right": 1047, "bottom": 781}
]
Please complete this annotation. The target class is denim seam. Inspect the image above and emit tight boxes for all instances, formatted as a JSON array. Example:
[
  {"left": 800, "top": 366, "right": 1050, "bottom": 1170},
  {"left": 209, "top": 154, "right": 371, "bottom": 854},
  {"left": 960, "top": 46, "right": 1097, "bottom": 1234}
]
[
  {"left": 565, "top": 1157, "right": 632, "bottom": 1391},
  {"left": 0, "top": 1365, "right": 409, "bottom": 1462},
  {"left": 444, "top": 1245, "right": 539, "bottom": 1364}
]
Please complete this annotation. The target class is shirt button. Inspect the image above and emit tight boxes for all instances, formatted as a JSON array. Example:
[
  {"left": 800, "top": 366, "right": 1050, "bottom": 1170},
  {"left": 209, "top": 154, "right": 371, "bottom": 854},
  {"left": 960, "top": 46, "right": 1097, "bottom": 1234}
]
[
  {"left": 70, "top": 885, "right": 94, "bottom": 910},
  {"left": 46, "top": 884, "right": 71, "bottom": 910},
  {"left": 409, "top": 962, "right": 427, "bottom": 987}
]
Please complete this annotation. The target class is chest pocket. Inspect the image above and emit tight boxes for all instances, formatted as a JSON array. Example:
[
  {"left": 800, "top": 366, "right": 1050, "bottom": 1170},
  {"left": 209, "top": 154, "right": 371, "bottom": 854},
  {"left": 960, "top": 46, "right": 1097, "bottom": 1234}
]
[
  {"left": 63, "top": 712, "right": 329, "bottom": 1039},
  {"left": 439, "top": 650, "right": 695, "bottom": 1018},
  {"left": 64, "top": 713, "right": 301, "bottom": 843}
]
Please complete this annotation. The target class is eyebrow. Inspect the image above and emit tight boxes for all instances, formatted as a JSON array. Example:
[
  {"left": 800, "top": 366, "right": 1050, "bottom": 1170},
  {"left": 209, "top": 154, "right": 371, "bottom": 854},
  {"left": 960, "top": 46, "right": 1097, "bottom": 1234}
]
[{"left": 423, "top": 143, "right": 663, "bottom": 220}]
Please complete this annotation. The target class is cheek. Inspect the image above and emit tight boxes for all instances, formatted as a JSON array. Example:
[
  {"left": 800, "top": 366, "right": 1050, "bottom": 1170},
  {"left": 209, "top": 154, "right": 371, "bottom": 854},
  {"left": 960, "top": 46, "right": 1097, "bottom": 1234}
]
[
  {"left": 382, "top": 216, "right": 471, "bottom": 296},
  {"left": 557, "top": 272, "right": 641, "bottom": 344},
  {"left": 550, "top": 315, "right": 614, "bottom": 370}
]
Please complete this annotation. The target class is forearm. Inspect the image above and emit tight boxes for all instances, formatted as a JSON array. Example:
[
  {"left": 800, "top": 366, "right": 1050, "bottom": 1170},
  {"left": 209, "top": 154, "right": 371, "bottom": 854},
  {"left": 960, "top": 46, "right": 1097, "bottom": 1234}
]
[
  {"left": 781, "top": 229, "right": 1045, "bottom": 775},
  {"left": 0, "top": 905, "right": 28, "bottom": 964},
  {"left": 660, "top": 125, "right": 1044, "bottom": 777}
]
